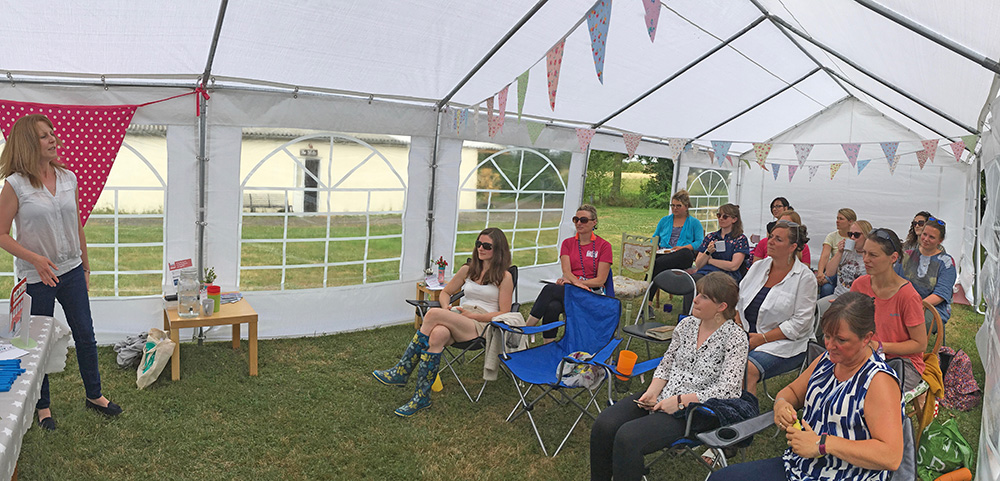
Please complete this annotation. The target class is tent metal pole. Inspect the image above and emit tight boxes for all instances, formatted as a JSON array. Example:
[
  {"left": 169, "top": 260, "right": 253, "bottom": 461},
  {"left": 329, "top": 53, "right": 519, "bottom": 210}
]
[
  {"left": 592, "top": 15, "right": 767, "bottom": 128},
  {"left": 854, "top": 0, "right": 1000, "bottom": 75},
  {"left": 769, "top": 15, "right": 980, "bottom": 136},
  {"left": 425, "top": 109, "right": 444, "bottom": 270},
  {"left": 436, "top": 0, "right": 549, "bottom": 109},
  {"left": 747, "top": 0, "right": 852, "bottom": 98},
  {"left": 824, "top": 69, "right": 956, "bottom": 141},
  {"left": 975, "top": 152, "right": 985, "bottom": 314},
  {"left": 692, "top": 67, "right": 820, "bottom": 140}
]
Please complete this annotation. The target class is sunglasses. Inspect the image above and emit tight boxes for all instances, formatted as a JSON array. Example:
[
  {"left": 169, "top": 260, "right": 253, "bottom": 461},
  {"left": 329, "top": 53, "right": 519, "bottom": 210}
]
[
  {"left": 927, "top": 217, "right": 945, "bottom": 226},
  {"left": 770, "top": 204, "right": 786, "bottom": 210},
  {"left": 847, "top": 232, "right": 863, "bottom": 239},
  {"left": 669, "top": 203, "right": 685, "bottom": 209},
  {"left": 716, "top": 213, "right": 734, "bottom": 220},
  {"left": 870, "top": 229, "right": 902, "bottom": 254},
  {"left": 911, "top": 220, "right": 926, "bottom": 227},
  {"left": 572, "top": 216, "right": 593, "bottom": 224},
  {"left": 475, "top": 240, "right": 493, "bottom": 251}
]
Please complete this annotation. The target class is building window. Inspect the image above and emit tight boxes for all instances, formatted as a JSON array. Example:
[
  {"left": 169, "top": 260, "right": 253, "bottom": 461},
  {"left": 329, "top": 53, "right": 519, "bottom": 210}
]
[
  {"left": 685, "top": 168, "right": 731, "bottom": 233},
  {"left": 239, "top": 129, "right": 408, "bottom": 290},
  {"left": 455, "top": 143, "right": 570, "bottom": 269}
]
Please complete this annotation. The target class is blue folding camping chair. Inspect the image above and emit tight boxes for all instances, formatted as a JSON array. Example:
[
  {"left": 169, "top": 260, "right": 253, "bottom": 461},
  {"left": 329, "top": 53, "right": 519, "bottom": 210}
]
[{"left": 493, "top": 284, "right": 621, "bottom": 456}]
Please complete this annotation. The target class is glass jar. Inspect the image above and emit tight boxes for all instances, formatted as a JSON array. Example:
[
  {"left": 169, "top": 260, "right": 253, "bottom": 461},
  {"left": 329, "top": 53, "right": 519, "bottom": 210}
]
[{"left": 177, "top": 269, "right": 200, "bottom": 319}]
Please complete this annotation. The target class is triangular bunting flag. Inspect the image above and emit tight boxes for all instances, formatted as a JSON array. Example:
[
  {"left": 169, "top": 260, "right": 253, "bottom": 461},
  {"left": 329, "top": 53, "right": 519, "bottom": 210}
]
[
  {"left": 453, "top": 108, "right": 461, "bottom": 135},
  {"left": 915, "top": 150, "right": 930, "bottom": 169},
  {"left": 526, "top": 122, "right": 544, "bottom": 144},
  {"left": 711, "top": 140, "right": 732, "bottom": 166},
  {"left": 460, "top": 109, "right": 469, "bottom": 132},
  {"left": 949, "top": 141, "right": 965, "bottom": 162},
  {"left": 920, "top": 139, "right": 938, "bottom": 164},
  {"left": 546, "top": 39, "right": 565, "bottom": 110},
  {"left": 576, "top": 128, "right": 596, "bottom": 152},
  {"left": 622, "top": 132, "right": 642, "bottom": 158},
  {"left": 962, "top": 134, "right": 979, "bottom": 154},
  {"left": 683, "top": 142, "right": 693, "bottom": 153},
  {"left": 486, "top": 97, "right": 499, "bottom": 138},
  {"left": 667, "top": 138, "right": 687, "bottom": 160},
  {"left": 0, "top": 100, "right": 138, "bottom": 225},
  {"left": 726, "top": 155, "right": 735, "bottom": 167},
  {"left": 516, "top": 70, "right": 529, "bottom": 121},
  {"left": 497, "top": 84, "right": 509, "bottom": 133},
  {"left": 830, "top": 163, "right": 842, "bottom": 179},
  {"left": 771, "top": 164, "right": 781, "bottom": 180},
  {"left": 793, "top": 143, "right": 813, "bottom": 166},
  {"left": 787, "top": 165, "right": 798, "bottom": 181},
  {"left": 642, "top": 0, "right": 660, "bottom": 42},
  {"left": 753, "top": 143, "right": 773, "bottom": 165},
  {"left": 880, "top": 141, "right": 899, "bottom": 161},
  {"left": 808, "top": 165, "right": 819, "bottom": 181},
  {"left": 887, "top": 155, "right": 899, "bottom": 175},
  {"left": 857, "top": 159, "right": 871, "bottom": 174},
  {"left": 586, "top": 0, "right": 613, "bottom": 83},
  {"left": 841, "top": 143, "right": 860, "bottom": 167},
  {"left": 473, "top": 104, "right": 480, "bottom": 131}
]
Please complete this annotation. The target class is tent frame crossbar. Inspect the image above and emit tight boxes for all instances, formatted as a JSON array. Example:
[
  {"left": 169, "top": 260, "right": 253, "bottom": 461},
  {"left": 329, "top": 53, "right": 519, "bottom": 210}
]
[
  {"left": 692, "top": 67, "right": 821, "bottom": 140},
  {"left": 768, "top": 15, "right": 979, "bottom": 136},
  {"left": 854, "top": 0, "right": 1000, "bottom": 75},
  {"left": 591, "top": 15, "right": 768, "bottom": 128},
  {"left": 823, "top": 69, "right": 956, "bottom": 141}
]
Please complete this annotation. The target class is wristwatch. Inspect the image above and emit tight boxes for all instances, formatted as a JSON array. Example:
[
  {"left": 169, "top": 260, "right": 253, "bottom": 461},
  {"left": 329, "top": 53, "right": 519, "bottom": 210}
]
[
  {"left": 817, "top": 433, "right": 828, "bottom": 456},
  {"left": 676, "top": 394, "right": 685, "bottom": 410}
]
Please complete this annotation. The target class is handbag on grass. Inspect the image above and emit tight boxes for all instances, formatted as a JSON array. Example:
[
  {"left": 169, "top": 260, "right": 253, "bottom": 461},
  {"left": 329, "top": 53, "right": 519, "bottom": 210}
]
[
  {"left": 136, "top": 328, "right": 176, "bottom": 389},
  {"left": 916, "top": 418, "right": 973, "bottom": 481}
]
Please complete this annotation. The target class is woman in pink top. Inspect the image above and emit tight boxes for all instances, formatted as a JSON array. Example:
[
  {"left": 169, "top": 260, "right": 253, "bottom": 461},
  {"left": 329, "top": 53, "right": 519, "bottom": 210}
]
[{"left": 849, "top": 228, "right": 927, "bottom": 391}]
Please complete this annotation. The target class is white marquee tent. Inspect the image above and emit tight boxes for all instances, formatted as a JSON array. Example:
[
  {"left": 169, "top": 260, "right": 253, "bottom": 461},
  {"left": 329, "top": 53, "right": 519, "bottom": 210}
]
[{"left": 1, "top": 0, "right": 999, "bottom": 476}]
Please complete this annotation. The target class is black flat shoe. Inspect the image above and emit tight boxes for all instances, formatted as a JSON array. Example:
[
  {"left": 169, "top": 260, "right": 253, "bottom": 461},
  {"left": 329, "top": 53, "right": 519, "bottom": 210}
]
[
  {"left": 38, "top": 416, "right": 56, "bottom": 431},
  {"left": 84, "top": 399, "right": 123, "bottom": 417}
]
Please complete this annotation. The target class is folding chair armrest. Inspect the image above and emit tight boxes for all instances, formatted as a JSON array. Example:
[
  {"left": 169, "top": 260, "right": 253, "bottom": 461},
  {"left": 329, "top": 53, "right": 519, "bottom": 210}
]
[
  {"left": 682, "top": 403, "right": 719, "bottom": 438},
  {"left": 594, "top": 354, "right": 660, "bottom": 380},
  {"left": 696, "top": 412, "right": 775, "bottom": 449},
  {"left": 406, "top": 299, "right": 441, "bottom": 309},
  {"left": 492, "top": 320, "right": 565, "bottom": 335}
]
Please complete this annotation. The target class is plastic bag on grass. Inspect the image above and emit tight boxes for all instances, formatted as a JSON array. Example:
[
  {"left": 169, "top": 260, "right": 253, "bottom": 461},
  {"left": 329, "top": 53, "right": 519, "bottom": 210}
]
[
  {"left": 916, "top": 418, "right": 973, "bottom": 480},
  {"left": 136, "top": 328, "right": 175, "bottom": 389}
]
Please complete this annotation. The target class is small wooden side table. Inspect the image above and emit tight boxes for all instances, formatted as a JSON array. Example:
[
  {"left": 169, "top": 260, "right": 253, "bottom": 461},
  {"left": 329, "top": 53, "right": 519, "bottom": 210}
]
[
  {"left": 413, "top": 281, "right": 459, "bottom": 329},
  {"left": 163, "top": 299, "right": 258, "bottom": 381}
]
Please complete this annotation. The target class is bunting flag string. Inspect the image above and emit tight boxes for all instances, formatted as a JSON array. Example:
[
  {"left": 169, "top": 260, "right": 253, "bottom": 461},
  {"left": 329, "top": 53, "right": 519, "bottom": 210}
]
[
  {"left": 0, "top": 100, "right": 138, "bottom": 225},
  {"left": 526, "top": 122, "right": 545, "bottom": 144},
  {"left": 879, "top": 141, "right": 899, "bottom": 169},
  {"left": 667, "top": 138, "right": 687, "bottom": 160},
  {"left": 486, "top": 97, "right": 499, "bottom": 138},
  {"left": 949, "top": 141, "right": 964, "bottom": 162},
  {"left": 497, "top": 84, "right": 509, "bottom": 133},
  {"left": 915, "top": 149, "right": 930, "bottom": 170},
  {"left": 753, "top": 142, "right": 773, "bottom": 167},
  {"left": 793, "top": 143, "right": 813, "bottom": 167},
  {"left": 830, "top": 163, "right": 842, "bottom": 179},
  {"left": 920, "top": 139, "right": 938, "bottom": 164},
  {"left": 807, "top": 165, "right": 819, "bottom": 181},
  {"left": 771, "top": 163, "right": 781, "bottom": 180},
  {"left": 711, "top": 140, "right": 732, "bottom": 166},
  {"left": 962, "top": 134, "right": 979, "bottom": 154},
  {"left": 576, "top": 128, "right": 596, "bottom": 152},
  {"left": 887, "top": 155, "right": 900, "bottom": 175},
  {"left": 546, "top": 39, "right": 566, "bottom": 110},
  {"left": 622, "top": 132, "right": 642, "bottom": 157},
  {"left": 841, "top": 143, "right": 860, "bottom": 167},
  {"left": 857, "top": 159, "right": 871, "bottom": 174},
  {"left": 787, "top": 165, "right": 798, "bottom": 182},
  {"left": 586, "top": 0, "right": 612, "bottom": 84},
  {"left": 516, "top": 70, "right": 529, "bottom": 121},
  {"left": 642, "top": 0, "right": 660, "bottom": 42}
]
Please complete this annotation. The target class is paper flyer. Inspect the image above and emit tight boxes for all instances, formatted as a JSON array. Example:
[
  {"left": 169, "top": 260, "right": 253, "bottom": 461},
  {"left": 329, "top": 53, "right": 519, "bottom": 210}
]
[
  {"left": 168, "top": 258, "right": 193, "bottom": 293},
  {"left": 7, "top": 278, "right": 26, "bottom": 338}
]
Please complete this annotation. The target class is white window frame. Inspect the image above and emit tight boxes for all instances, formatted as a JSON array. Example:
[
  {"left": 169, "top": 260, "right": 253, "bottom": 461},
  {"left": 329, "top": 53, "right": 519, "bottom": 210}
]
[
  {"left": 239, "top": 133, "right": 407, "bottom": 290},
  {"left": 687, "top": 168, "right": 731, "bottom": 233}
]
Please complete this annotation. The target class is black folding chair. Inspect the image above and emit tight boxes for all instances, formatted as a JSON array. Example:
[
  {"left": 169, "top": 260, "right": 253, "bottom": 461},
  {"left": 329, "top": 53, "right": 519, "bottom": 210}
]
[{"left": 622, "top": 269, "right": 695, "bottom": 359}]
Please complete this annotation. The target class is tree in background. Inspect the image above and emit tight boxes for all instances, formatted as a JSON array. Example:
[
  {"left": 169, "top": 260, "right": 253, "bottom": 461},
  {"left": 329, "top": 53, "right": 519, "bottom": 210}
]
[
  {"left": 584, "top": 149, "right": 673, "bottom": 207},
  {"left": 639, "top": 155, "right": 674, "bottom": 208}
]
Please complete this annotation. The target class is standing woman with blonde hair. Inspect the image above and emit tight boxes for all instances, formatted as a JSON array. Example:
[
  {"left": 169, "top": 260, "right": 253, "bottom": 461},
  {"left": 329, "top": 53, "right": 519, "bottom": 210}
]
[{"left": 0, "top": 114, "right": 122, "bottom": 431}]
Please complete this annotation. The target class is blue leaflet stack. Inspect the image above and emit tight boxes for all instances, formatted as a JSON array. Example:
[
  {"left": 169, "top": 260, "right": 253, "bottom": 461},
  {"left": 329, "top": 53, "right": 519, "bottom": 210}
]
[{"left": 0, "top": 360, "right": 26, "bottom": 392}]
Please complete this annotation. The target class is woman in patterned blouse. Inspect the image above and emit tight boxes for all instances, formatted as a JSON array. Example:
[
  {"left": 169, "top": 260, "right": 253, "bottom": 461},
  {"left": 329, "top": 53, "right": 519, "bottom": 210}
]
[
  {"left": 709, "top": 292, "right": 905, "bottom": 481},
  {"left": 590, "top": 272, "right": 748, "bottom": 481}
]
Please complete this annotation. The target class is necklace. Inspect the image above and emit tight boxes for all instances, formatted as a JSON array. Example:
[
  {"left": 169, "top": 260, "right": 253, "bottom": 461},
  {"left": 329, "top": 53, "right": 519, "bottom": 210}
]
[{"left": 577, "top": 234, "right": 596, "bottom": 279}]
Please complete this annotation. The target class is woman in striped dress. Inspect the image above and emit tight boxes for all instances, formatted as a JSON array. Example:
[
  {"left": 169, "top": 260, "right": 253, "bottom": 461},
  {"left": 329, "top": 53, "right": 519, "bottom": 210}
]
[{"left": 709, "top": 292, "right": 905, "bottom": 480}]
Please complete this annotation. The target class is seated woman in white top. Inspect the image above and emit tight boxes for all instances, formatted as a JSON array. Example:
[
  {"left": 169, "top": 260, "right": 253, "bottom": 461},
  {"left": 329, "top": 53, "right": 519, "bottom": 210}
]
[
  {"left": 373, "top": 227, "right": 514, "bottom": 417},
  {"left": 738, "top": 220, "right": 818, "bottom": 395}
]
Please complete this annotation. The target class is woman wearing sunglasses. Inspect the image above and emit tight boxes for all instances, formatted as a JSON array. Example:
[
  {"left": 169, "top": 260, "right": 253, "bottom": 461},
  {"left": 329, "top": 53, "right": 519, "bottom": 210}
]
[
  {"left": 373, "top": 227, "right": 514, "bottom": 417},
  {"left": 525, "top": 204, "right": 613, "bottom": 343},
  {"left": 817, "top": 220, "right": 872, "bottom": 321},
  {"left": 896, "top": 217, "right": 956, "bottom": 337},
  {"left": 817, "top": 208, "right": 857, "bottom": 298},
  {"left": 902, "top": 211, "right": 932, "bottom": 252},
  {"left": 651, "top": 190, "right": 704, "bottom": 278},
  {"left": 850, "top": 228, "right": 927, "bottom": 391},
  {"left": 691, "top": 203, "right": 749, "bottom": 281}
]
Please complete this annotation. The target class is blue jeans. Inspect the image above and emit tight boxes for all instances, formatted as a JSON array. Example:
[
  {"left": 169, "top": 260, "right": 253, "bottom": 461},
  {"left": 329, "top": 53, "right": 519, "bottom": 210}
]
[
  {"left": 748, "top": 350, "right": 807, "bottom": 380},
  {"left": 26, "top": 265, "right": 103, "bottom": 409},
  {"left": 819, "top": 275, "right": 836, "bottom": 298},
  {"left": 708, "top": 456, "right": 786, "bottom": 480}
]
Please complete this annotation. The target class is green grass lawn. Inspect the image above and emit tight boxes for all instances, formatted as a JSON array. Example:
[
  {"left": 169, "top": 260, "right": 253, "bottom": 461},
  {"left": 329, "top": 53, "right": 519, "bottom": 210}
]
[{"left": 16, "top": 205, "right": 986, "bottom": 480}]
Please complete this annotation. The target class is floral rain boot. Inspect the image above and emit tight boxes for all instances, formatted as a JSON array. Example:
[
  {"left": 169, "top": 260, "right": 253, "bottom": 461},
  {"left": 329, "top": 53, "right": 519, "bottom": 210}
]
[
  {"left": 394, "top": 351, "right": 441, "bottom": 417},
  {"left": 372, "top": 331, "right": 429, "bottom": 386}
]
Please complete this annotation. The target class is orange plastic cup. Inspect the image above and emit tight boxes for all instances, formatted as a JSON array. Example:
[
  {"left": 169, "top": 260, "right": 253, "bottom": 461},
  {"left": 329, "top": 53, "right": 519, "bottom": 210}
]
[{"left": 616, "top": 350, "right": 637, "bottom": 380}]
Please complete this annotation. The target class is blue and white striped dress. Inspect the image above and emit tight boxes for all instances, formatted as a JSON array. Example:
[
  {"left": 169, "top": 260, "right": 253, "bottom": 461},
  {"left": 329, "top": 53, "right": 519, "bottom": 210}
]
[{"left": 783, "top": 352, "right": 902, "bottom": 481}]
